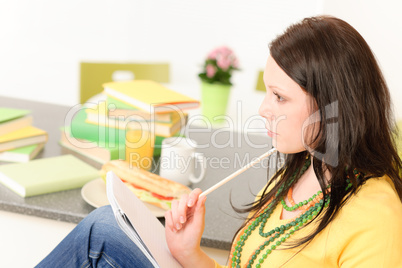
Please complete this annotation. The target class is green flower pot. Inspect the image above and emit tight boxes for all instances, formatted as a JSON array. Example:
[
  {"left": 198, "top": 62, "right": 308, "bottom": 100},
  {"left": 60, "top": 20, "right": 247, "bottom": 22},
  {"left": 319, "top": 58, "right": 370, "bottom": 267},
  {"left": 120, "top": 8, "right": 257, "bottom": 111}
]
[{"left": 201, "top": 82, "right": 231, "bottom": 124}]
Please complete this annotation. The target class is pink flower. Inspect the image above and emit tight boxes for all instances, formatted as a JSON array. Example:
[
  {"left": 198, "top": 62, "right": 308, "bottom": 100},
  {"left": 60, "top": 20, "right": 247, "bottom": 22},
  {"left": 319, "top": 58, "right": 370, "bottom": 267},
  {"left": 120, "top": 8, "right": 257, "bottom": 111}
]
[
  {"left": 206, "top": 64, "right": 216, "bottom": 78},
  {"left": 218, "top": 46, "right": 230, "bottom": 54},
  {"left": 199, "top": 46, "right": 239, "bottom": 85},
  {"left": 217, "top": 57, "right": 231, "bottom": 71},
  {"left": 207, "top": 49, "right": 218, "bottom": 60},
  {"left": 208, "top": 46, "right": 234, "bottom": 60}
]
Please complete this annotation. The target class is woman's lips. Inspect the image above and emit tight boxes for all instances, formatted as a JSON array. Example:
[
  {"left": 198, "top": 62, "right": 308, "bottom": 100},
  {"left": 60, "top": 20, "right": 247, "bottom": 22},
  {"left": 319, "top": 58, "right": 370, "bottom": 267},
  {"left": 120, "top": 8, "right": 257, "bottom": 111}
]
[{"left": 267, "top": 129, "right": 278, "bottom": 138}]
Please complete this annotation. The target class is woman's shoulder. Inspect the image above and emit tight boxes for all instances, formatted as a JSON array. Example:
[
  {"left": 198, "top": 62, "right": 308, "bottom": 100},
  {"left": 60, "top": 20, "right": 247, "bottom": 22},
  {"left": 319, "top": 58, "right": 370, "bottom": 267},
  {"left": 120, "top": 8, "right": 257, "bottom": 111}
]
[
  {"left": 352, "top": 175, "right": 400, "bottom": 208},
  {"left": 335, "top": 175, "right": 402, "bottom": 228},
  {"left": 328, "top": 176, "right": 402, "bottom": 267}
]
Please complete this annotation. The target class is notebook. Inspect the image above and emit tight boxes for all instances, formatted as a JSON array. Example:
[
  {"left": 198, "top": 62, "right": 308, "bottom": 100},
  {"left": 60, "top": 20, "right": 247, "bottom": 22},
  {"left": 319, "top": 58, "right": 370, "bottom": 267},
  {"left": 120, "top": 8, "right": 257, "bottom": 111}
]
[{"left": 106, "top": 171, "right": 181, "bottom": 268}]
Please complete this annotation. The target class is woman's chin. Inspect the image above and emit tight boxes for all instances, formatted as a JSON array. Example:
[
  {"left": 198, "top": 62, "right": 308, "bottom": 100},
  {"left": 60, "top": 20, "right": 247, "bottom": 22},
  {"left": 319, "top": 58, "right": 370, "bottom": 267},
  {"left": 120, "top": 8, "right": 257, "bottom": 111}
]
[{"left": 274, "top": 143, "right": 307, "bottom": 155}]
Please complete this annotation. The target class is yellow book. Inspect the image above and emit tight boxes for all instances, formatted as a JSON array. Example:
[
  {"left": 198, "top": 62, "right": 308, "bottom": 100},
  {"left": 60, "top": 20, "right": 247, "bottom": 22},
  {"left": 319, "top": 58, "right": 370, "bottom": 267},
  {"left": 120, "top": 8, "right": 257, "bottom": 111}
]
[
  {"left": 107, "top": 108, "right": 182, "bottom": 124},
  {"left": 103, "top": 97, "right": 184, "bottom": 123},
  {"left": 0, "top": 126, "right": 48, "bottom": 152},
  {"left": 85, "top": 103, "right": 188, "bottom": 137},
  {"left": 87, "top": 100, "right": 186, "bottom": 123},
  {"left": 103, "top": 80, "right": 200, "bottom": 113}
]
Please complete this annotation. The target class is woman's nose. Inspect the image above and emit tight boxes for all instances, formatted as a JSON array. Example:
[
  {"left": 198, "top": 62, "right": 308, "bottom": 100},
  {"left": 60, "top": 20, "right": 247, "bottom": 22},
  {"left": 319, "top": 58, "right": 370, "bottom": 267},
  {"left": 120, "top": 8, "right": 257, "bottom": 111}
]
[{"left": 258, "top": 94, "right": 273, "bottom": 120}]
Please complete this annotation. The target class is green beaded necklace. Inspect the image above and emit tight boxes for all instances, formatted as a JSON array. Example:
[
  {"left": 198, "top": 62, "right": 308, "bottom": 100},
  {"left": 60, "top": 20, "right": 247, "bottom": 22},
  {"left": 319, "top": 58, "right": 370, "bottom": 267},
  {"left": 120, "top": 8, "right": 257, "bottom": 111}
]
[
  {"left": 281, "top": 184, "right": 331, "bottom": 212},
  {"left": 230, "top": 157, "right": 315, "bottom": 267},
  {"left": 229, "top": 158, "right": 356, "bottom": 268}
]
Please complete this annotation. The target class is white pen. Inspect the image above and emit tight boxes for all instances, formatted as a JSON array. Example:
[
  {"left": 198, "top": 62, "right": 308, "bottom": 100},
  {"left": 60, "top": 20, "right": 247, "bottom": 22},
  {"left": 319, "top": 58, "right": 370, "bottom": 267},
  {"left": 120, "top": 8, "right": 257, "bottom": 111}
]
[{"left": 199, "top": 147, "right": 277, "bottom": 197}]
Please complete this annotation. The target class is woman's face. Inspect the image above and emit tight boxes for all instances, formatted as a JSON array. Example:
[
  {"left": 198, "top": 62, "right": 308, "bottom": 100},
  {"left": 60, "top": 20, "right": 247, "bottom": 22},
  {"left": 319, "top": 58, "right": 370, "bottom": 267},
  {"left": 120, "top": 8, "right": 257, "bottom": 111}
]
[{"left": 259, "top": 55, "right": 316, "bottom": 154}]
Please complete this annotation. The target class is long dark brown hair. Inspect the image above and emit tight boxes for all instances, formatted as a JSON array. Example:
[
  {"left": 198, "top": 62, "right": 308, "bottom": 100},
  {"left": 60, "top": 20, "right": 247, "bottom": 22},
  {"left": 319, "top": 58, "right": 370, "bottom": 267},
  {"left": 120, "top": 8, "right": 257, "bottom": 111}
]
[{"left": 234, "top": 16, "right": 402, "bottom": 249}]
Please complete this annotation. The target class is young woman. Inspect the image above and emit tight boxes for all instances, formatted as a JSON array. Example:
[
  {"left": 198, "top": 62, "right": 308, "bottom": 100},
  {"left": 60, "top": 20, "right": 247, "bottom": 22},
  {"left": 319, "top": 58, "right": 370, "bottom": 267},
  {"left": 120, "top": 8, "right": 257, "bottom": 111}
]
[
  {"left": 37, "top": 16, "right": 402, "bottom": 267},
  {"left": 165, "top": 16, "right": 402, "bottom": 267}
]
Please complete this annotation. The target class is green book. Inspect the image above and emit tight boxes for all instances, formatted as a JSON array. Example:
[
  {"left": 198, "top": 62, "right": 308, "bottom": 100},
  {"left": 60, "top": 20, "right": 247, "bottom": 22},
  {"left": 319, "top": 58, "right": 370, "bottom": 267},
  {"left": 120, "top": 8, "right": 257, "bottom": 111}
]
[
  {"left": 70, "top": 109, "right": 126, "bottom": 148},
  {"left": 0, "top": 143, "right": 44, "bottom": 163},
  {"left": 62, "top": 127, "right": 125, "bottom": 160},
  {"left": 0, "top": 154, "right": 100, "bottom": 197},
  {"left": 0, "top": 108, "right": 30, "bottom": 123},
  {"left": 0, "top": 107, "right": 33, "bottom": 136},
  {"left": 69, "top": 109, "right": 183, "bottom": 156}
]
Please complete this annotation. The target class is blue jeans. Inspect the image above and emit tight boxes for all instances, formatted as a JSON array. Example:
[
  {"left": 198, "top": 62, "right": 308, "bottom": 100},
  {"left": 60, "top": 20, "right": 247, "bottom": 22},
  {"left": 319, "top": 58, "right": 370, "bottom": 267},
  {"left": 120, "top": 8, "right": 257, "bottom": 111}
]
[{"left": 36, "top": 205, "right": 154, "bottom": 268}]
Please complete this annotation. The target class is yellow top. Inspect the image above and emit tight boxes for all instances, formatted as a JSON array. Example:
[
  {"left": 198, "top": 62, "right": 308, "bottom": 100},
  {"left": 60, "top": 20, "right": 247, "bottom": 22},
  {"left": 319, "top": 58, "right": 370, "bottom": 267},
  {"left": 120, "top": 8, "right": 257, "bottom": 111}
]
[{"left": 214, "top": 176, "right": 402, "bottom": 267}]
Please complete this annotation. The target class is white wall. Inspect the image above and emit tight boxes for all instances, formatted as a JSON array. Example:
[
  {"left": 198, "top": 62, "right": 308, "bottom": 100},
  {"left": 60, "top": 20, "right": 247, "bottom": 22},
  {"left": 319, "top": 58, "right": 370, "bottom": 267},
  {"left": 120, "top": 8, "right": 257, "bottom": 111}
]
[
  {"left": 0, "top": 0, "right": 320, "bottom": 126},
  {"left": 323, "top": 0, "right": 402, "bottom": 120},
  {"left": 1, "top": 1, "right": 399, "bottom": 121}
]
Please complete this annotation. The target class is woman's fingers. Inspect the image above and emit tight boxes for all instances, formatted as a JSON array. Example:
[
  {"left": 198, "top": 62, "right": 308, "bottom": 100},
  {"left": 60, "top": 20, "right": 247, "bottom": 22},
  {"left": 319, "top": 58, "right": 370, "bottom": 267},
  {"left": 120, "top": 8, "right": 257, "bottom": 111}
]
[
  {"left": 164, "top": 209, "right": 175, "bottom": 233},
  {"left": 187, "top": 188, "right": 202, "bottom": 207},
  {"left": 195, "top": 196, "right": 207, "bottom": 218},
  {"left": 178, "top": 194, "right": 189, "bottom": 225},
  {"left": 171, "top": 199, "right": 181, "bottom": 231},
  {"left": 167, "top": 188, "right": 204, "bottom": 232}
]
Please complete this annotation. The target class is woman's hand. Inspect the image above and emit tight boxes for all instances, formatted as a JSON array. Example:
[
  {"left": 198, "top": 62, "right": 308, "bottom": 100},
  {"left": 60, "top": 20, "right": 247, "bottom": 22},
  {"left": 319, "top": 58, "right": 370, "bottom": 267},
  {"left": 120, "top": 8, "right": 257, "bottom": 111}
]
[{"left": 165, "top": 188, "right": 215, "bottom": 268}]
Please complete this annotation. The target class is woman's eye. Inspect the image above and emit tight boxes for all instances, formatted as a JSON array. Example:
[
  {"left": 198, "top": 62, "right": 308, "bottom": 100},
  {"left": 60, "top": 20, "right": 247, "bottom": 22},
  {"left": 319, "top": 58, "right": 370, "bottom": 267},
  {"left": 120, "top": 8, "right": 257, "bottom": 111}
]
[{"left": 273, "top": 92, "right": 285, "bottom": 102}]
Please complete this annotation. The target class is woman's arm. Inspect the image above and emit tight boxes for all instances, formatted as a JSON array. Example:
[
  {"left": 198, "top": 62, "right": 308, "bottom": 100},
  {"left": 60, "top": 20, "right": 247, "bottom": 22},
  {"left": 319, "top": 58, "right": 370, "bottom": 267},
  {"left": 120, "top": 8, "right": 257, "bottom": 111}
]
[{"left": 165, "top": 188, "right": 216, "bottom": 268}]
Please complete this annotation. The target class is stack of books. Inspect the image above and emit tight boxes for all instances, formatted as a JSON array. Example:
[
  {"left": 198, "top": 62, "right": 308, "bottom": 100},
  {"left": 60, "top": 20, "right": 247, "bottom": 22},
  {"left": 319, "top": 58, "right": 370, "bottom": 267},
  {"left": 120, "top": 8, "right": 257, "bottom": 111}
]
[
  {"left": 0, "top": 108, "right": 48, "bottom": 163},
  {"left": 60, "top": 80, "right": 199, "bottom": 167}
]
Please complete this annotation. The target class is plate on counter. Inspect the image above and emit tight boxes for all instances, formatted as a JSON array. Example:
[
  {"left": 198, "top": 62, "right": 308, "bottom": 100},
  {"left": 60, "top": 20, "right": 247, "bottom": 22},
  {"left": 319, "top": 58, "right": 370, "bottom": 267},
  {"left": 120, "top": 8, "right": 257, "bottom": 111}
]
[{"left": 81, "top": 178, "right": 166, "bottom": 218}]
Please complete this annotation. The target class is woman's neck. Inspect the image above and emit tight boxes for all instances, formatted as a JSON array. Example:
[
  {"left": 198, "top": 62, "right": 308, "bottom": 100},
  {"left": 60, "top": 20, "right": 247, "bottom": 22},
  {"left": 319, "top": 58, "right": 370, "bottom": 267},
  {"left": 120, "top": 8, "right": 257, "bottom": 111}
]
[{"left": 280, "top": 157, "right": 330, "bottom": 220}]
